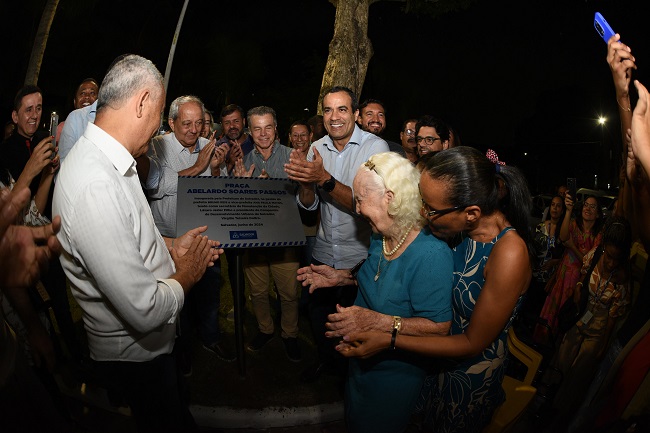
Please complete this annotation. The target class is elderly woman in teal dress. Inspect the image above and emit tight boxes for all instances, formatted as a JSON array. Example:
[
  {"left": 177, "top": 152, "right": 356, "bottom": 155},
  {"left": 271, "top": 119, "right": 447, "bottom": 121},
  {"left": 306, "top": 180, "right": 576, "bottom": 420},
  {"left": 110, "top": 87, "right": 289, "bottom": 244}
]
[
  {"left": 338, "top": 147, "right": 533, "bottom": 433},
  {"left": 298, "top": 151, "right": 453, "bottom": 433}
]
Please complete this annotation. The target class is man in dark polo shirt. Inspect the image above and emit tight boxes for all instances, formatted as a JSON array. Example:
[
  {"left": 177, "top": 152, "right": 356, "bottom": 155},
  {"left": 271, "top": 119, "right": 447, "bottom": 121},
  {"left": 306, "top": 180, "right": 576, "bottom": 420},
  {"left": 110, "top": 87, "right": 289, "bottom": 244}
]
[{"left": 1, "top": 85, "right": 54, "bottom": 198}]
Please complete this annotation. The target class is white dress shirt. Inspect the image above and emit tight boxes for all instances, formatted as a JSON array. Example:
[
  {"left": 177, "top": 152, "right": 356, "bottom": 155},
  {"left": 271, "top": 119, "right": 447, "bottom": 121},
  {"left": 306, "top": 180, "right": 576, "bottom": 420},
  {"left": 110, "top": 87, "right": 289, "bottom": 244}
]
[
  {"left": 146, "top": 133, "right": 227, "bottom": 237},
  {"left": 53, "top": 123, "right": 184, "bottom": 362}
]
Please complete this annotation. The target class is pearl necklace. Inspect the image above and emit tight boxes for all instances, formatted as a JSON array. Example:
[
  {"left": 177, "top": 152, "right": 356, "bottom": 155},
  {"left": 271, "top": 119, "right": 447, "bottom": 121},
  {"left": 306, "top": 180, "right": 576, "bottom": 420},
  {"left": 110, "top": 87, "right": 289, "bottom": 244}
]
[
  {"left": 382, "top": 227, "right": 412, "bottom": 257},
  {"left": 375, "top": 227, "right": 412, "bottom": 281}
]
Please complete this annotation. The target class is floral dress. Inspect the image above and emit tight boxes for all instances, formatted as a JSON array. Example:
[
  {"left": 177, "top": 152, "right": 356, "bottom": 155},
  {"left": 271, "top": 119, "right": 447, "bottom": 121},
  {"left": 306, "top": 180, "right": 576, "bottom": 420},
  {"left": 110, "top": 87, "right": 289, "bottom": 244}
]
[
  {"left": 417, "top": 227, "right": 523, "bottom": 433},
  {"left": 537, "top": 220, "right": 601, "bottom": 340}
]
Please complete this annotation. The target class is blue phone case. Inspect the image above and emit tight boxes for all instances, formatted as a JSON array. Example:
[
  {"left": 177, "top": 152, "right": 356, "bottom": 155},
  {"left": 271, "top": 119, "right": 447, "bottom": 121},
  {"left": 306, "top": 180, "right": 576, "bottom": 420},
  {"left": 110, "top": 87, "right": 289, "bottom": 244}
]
[{"left": 594, "top": 12, "right": 615, "bottom": 43}]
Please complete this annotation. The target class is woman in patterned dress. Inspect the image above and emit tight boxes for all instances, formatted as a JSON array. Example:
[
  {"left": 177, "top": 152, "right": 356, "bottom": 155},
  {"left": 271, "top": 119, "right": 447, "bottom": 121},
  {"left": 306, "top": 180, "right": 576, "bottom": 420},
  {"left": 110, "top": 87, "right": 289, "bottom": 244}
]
[
  {"left": 535, "top": 195, "right": 603, "bottom": 343},
  {"left": 339, "top": 146, "right": 533, "bottom": 432}
]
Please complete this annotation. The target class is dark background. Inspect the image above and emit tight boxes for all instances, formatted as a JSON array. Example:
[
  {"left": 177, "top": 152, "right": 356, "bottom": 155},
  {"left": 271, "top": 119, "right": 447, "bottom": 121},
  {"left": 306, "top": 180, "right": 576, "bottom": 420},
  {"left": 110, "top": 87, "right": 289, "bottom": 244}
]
[{"left": 1, "top": 0, "right": 646, "bottom": 194}]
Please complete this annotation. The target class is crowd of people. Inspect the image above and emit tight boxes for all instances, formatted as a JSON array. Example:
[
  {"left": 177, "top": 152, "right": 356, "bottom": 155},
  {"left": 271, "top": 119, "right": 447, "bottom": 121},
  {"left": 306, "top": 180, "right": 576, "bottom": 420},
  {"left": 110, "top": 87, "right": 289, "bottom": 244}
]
[{"left": 1, "top": 31, "right": 650, "bottom": 433}]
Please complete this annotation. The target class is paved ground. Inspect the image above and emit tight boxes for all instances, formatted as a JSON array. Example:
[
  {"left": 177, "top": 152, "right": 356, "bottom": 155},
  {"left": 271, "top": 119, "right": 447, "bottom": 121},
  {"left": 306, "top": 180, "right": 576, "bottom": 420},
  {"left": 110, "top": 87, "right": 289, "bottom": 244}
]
[{"left": 53, "top": 260, "right": 558, "bottom": 432}]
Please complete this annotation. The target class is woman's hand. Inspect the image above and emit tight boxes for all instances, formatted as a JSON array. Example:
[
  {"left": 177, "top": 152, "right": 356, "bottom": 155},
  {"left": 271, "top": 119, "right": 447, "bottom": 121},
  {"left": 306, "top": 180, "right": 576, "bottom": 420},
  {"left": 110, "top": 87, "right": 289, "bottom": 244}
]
[
  {"left": 564, "top": 193, "right": 574, "bottom": 211},
  {"left": 326, "top": 304, "right": 386, "bottom": 338},
  {"left": 607, "top": 34, "right": 636, "bottom": 97},
  {"left": 296, "top": 264, "right": 352, "bottom": 293},
  {"left": 335, "top": 331, "right": 391, "bottom": 359}
]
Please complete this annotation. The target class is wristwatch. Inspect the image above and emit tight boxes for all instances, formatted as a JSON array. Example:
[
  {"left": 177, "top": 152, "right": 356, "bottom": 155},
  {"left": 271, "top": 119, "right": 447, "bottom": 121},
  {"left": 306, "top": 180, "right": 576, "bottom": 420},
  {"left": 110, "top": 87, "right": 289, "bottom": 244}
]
[
  {"left": 320, "top": 175, "right": 336, "bottom": 192},
  {"left": 392, "top": 316, "right": 402, "bottom": 333}
]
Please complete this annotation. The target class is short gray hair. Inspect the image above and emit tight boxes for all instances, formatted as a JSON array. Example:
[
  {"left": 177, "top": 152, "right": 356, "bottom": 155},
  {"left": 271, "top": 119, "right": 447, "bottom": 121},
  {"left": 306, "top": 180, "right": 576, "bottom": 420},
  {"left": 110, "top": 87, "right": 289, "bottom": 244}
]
[
  {"left": 247, "top": 106, "right": 277, "bottom": 127},
  {"left": 97, "top": 55, "right": 163, "bottom": 113},
  {"left": 168, "top": 95, "right": 205, "bottom": 121}
]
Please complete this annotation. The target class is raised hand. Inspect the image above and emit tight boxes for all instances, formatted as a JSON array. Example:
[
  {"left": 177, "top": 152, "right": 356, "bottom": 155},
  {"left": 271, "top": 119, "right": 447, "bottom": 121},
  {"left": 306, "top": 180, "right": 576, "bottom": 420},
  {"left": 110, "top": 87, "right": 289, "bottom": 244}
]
[
  {"left": 233, "top": 159, "right": 255, "bottom": 177},
  {"left": 631, "top": 80, "right": 650, "bottom": 176},
  {"left": 284, "top": 147, "right": 328, "bottom": 185},
  {"left": 19, "top": 136, "right": 55, "bottom": 184},
  {"left": 193, "top": 141, "right": 216, "bottom": 174},
  {"left": 210, "top": 143, "right": 229, "bottom": 175},
  {"left": 607, "top": 34, "right": 636, "bottom": 97}
]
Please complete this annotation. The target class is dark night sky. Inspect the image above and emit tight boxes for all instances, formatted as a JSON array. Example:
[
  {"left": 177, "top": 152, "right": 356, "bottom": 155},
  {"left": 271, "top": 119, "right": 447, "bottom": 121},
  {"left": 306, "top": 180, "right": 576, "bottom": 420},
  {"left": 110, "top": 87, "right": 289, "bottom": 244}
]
[{"left": 1, "top": 0, "right": 647, "bottom": 193}]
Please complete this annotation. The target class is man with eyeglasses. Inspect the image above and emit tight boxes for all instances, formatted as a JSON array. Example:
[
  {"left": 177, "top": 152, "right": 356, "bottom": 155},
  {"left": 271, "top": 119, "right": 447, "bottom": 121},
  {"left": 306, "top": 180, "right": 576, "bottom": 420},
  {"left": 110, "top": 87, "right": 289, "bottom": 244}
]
[
  {"left": 400, "top": 119, "right": 418, "bottom": 163},
  {"left": 357, "top": 98, "right": 406, "bottom": 157},
  {"left": 415, "top": 115, "right": 450, "bottom": 157},
  {"left": 146, "top": 95, "right": 235, "bottom": 366}
]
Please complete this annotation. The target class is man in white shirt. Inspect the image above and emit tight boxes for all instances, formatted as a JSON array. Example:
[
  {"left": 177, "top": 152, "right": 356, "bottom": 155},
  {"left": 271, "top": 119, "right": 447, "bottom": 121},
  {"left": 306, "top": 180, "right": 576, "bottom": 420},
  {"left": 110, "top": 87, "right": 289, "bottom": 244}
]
[
  {"left": 146, "top": 95, "right": 233, "bottom": 364},
  {"left": 53, "top": 54, "right": 221, "bottom": 432}
]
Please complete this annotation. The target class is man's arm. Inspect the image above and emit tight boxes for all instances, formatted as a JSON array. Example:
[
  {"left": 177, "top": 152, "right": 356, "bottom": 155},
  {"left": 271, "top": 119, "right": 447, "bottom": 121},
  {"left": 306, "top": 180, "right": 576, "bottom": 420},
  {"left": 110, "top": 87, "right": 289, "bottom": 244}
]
[
  {"left": 68, "top": 180, "right": 195, "bottom": 333},
  {"left": 1, "top": 186, "right": 61, "bottom": 288}
]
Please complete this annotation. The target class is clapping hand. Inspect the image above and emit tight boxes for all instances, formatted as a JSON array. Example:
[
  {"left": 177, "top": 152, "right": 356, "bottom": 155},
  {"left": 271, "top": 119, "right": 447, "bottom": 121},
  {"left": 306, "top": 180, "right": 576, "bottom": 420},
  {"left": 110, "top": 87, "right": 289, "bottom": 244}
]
[{"left": 233, "top": 159, "right": 255, "bottom": 177}]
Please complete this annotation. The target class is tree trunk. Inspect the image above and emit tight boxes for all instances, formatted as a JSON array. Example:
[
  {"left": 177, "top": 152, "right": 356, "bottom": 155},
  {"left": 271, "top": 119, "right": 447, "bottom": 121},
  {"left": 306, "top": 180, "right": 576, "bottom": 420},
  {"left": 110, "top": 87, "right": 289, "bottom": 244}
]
[
  {"left": 318, "top": 0, "right": 375, "bottom": 113},
  {"left": 24, "top": 0, "right": 60, "bottom": 86}
]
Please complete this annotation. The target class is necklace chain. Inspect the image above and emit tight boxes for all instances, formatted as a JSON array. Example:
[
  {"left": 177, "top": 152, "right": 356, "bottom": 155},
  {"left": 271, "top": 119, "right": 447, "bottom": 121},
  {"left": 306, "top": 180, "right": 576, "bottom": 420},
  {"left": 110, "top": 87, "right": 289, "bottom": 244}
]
[
  {"left": 375, "top": 227, "right": 413, "bottom": 281},
  {"left": 382, "top": 227, "right": 412, "bottom": 256}
]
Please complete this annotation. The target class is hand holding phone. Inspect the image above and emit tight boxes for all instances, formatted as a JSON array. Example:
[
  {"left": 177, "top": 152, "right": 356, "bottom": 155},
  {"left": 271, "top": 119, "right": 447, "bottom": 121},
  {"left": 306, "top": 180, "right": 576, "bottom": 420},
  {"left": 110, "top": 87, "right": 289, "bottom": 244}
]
[
  {"left": 567, "top": 177, "right": 577, "bottom": 201},
  {"left": 48, "top": 112, "right": 59, "bottom": 159},
  {"left": 594, "top": 12, "right": 616, "bottom": 44}
]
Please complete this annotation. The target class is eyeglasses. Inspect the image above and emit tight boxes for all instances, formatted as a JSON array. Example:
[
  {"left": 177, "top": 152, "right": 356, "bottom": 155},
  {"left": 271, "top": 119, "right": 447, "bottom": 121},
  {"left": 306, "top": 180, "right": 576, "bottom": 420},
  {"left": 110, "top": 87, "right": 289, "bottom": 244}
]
[
  {"left": 404, "top": 129, "right": 415, "bottom": 136},
  {"left": 421, "top": 200, "right": 466, "bottom": 218},
  {"left": 583, "top": 202, "right": 598, "bottom": 210},
  {"left": 416, "top": 136, "right": 441, "bottom": 145}
]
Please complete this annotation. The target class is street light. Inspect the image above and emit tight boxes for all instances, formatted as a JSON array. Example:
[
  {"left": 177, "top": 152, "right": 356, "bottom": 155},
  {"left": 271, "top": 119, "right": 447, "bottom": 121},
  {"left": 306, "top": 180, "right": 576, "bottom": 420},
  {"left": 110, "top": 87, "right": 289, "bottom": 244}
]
[{"left": 598, "top": 116, "right": 607, "bottom": 125}]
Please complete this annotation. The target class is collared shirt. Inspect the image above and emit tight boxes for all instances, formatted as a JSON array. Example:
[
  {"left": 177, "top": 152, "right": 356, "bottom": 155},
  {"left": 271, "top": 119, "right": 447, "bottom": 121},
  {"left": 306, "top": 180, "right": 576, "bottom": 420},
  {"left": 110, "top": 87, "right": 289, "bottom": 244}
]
[
  {"left": 58, "top": 100, "right": 97, "bottom": 163},
  {"left": 243, "top": 141, "right": 292, "bottom": 178},
  {"left": 146, "top": 133, "right": 227, "bottom": 237},
  {"left": 298, "top": 125, "right": 389, "bottom": 268},
  {"left": 53, "top": 122, "right": 184, "bottom": 362}
]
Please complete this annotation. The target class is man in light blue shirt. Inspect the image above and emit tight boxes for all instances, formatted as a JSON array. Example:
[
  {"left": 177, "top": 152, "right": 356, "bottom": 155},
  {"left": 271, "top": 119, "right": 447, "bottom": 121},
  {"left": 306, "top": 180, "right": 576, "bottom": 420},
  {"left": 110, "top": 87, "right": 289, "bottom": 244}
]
[
  {"left": 58, "top": 100, "right": 97, "bottom": 163},
  {"left": 284, "top": 86, "right": 389, "bottom": 380}
]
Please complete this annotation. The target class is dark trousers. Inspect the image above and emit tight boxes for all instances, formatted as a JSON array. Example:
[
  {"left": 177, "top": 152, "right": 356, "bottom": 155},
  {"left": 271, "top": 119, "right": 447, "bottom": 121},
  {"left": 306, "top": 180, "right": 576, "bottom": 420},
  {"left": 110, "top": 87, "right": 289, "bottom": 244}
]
[
  {"left": 92, "top": 351, "right": 197, "bottom": 433},
  {"left": 308, "top": 258, "right": 358, "bottom": 371},
  {"left": 180, "top": 263, "right": 222, "bottom": 345}
]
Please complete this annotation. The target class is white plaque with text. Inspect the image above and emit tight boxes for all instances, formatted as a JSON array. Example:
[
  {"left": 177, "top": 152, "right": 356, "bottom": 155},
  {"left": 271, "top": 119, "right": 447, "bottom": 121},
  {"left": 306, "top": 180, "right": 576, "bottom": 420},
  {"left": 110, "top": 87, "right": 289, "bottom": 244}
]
[{"left": 176, "top": 176, "right": 306, "bottom": 248}]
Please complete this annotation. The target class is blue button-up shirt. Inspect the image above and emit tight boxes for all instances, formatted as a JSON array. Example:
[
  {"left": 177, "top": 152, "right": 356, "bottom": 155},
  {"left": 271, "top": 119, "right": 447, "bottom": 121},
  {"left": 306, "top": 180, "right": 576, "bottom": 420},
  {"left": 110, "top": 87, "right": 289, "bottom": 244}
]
[{"left": 298, "top": 125, "right": 389, "bottom": 269}]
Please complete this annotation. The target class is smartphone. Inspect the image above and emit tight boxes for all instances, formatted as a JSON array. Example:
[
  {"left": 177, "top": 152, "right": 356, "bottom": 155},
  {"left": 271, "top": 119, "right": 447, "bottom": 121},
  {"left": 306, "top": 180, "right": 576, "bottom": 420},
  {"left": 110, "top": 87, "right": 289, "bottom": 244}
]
[
  {"left": 567, "top": 178, "right": 577, "bottom": 201},
  {"left": 594, "top": 12, "right": 615, "bottom": 44},
  {"left": 48, "top": 112, "right": 59, "bottom": 159}
]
